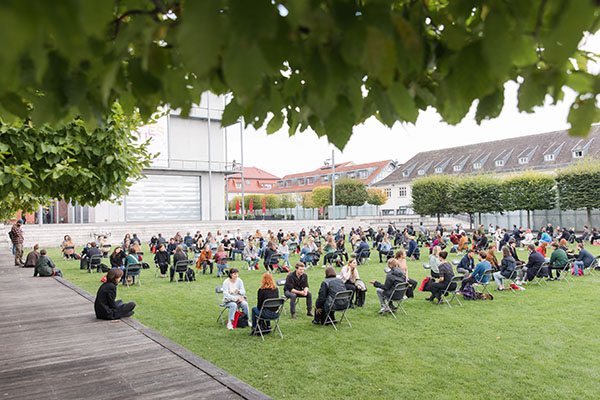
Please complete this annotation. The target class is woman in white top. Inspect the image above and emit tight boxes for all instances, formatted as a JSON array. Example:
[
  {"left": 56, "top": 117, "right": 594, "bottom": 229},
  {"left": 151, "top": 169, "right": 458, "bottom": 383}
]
[
  {"left": 222, "top": 268, "right": 251, "bottom": 330},
  {"left": 521, "top": 229, "right": 534, "bottom": 246},
  {"left": 429, "top": 245, "right": 442, "bottom": 278},
  {"left": 278, "top": 239, "right": 290, "bottom": 266},
  {"left": 340, "top": 258, "right": 366, "bottom": 307}
]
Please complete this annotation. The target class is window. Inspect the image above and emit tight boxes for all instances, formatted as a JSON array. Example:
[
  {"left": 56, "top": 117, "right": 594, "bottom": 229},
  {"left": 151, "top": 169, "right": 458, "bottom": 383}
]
[
  {"left": 398, "top": 187, "right": 407, "bottom": 197},
  {"left": 285, "top": 180, "right": 292, "bottom": 187},
  {"left": 306, "top": 177, "right": 314, "bottom": 184},
  {"left": 495, "top": 160, "right": 504, "bottom": 167},
  {"left": 347, "top": 172, "right": 356, "bottom": 178},
  {"left": 235, "top": 183, "right": 241, "bottom": 189},
  {"left": 417, "top": 169, "right": 425, "bottom": 176},
  {"left": 298, "top": 179, "right": 305, "bottom": 186},
  {"left": 322, "top": 176, "right": 330, "bottom": 183},
  {"left": 402, "top": 171, "right": 409, "bottom": 177},
  {"left": 544, "top": 154, "right": 555, "bottom": 161},
  {"left": 518, "top": 157, "right": 528, "bottom": 164},
  {"left": 278, "top": 182, "right": 284, "bottom": 188},
  {"left": 384, "top": 188, "right": 391, "bottom": 197},
  {"left": 573, "top": 150, "right": 584, "bottom": 158},
  {"left": 245, "top": 179, "right": 250, "bottom": 185},
  {"left": 359, "top": 170, "right": 368, "bottom": 178},
  {"left": 264, "top": 184, "right": 272, "bottom": 189},
  {"left": 453, "top": 165, "right": 462, "bottom": 172},
  {"left": 473, "top": 162, "right": 482, "bottom": 169},
  {"left": 434, "top": 167, "right": 442, "bottom": 174}
]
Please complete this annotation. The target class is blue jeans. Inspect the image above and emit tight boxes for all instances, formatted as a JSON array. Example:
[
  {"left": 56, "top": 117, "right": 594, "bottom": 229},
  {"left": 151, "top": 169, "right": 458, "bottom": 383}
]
[
  {"left": 280, "top": 254, "right": 290, "bottom": 266},
  {"left": 574, "top": 260, "right": 585, "bottom": 274},
  {"left": 251, "top": 307, "right": 279, "bottom": 327},
  {"left": 232, "top": 249, "right": 243, "bottom": 260},
  {"left": 246, "top": 257, "right": 258, "bottom": 270},
  {"left": 225, "top": 300, "right": 249, "bottom": 322},
  {"left": 217, "top": 263, "right": 228, "bottom": 277}
]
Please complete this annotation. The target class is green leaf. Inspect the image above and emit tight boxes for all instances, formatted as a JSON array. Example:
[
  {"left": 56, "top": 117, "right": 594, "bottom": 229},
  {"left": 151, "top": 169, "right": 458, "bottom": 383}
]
[
  {"left": 0, "top": 92, "right": 28, "bottom": 119},
  {"left": 388, "top": 81, "right": 418, "bottom": 124},
  {"left": 476, "top": 89, "right": 505, "bottom": 124},
  {"left": 568, "top": 97, "right": 599, "bottom": 137},
  {"left": 222, "top": 44, "right": 268, "bottom": 99},
  {"left": 517, "top": 71, "right": 547, "bottom": 112},
  {"left": 266, "top": 112, "right": 284, "bottom": 134}
]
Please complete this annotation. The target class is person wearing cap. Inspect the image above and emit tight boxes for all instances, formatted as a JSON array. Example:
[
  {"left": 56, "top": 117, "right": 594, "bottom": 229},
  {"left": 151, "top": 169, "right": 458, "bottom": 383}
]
[{"left": 10, "top": 219, "right": 25, "bottom": 266}]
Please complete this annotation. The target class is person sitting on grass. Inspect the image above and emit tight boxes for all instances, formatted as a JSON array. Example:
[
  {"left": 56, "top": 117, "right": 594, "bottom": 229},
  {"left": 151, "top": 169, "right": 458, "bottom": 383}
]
[
  {"left": 222, "top": 268, "right": 251, "bottom": 330},
  {"left": 284, "top": 262, "right": 313, "bottom": 319},
  {"left": 313, "top": 266, "right": 347, "bottom": 325},
  {"left": 423, "top": 251, "right": 455, "bottom": 303},
  {"left": 370, "top": 258, "right": 406, "bottom": 314},
  {"left": 460, "top": 251, "right": 491, "bottom": 291},
  {"left": 456, "top": 249, "right": 475, "bottom": 275},
  {"left": 170, "top": 245, "right": 188, "bottom": 282},
  {"left": 493, "top": 247, "right": 516, "bottom": 291},
  {"left": 573, "top": 242, "right": 595, "bottom": 275},
  {"left": 547, "top": 242, "right": 569, "bottom": 281},
  {"left": 197, "top": 243, "right": 214, "bottom": 274},
  {"left": 516, "top": 244, "right": 547, "bottom": 284},
  {"left": 61, "top": 235, "right": 76, "bottom": 259},
  {"left": 394, "top": 250, "right": 418, "bottom": 298},
  {"left": 154, "top": 243, "right": 170, "bottom": 277},
  {"left": 109, "top": 246, "right": 126, "bottom": 269},
  {"left": 33, "top": 249, "right": 62, "bottom": 277},
  {"left": 250, "top": 273, "right": 280, "bottom": 335},
  {"left": 428, "top": 245, "right": 442, "bottom": 278},
  {"left": 243, "top": 241, "right": 259, "bottom": 270},
  {"left": 94, "top": 268, "right": 136, "bottom": 321},
  {"left": 24, "top": 244, "right": 40, "bottom": 268}
]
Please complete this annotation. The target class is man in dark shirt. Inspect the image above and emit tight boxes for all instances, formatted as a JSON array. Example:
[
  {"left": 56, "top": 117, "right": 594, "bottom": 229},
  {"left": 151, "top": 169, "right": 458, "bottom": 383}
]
[
  {"left": 456, "top": 249, "right": 475, "bottom": 274},
  {"left": 517, "top": 244, "right": 546, "bottom": 284},
  {"left": 231, "top": 237, "right": 245, "bottom": 260},
  {"left": 85, "top": 242, "right": 103, "bottom": 272},
  {"left": 284, "top": 262, "right": 313, "bottom": 319},
  {"left": 574, "top": 243, "right": 595, "bottom": 275}
]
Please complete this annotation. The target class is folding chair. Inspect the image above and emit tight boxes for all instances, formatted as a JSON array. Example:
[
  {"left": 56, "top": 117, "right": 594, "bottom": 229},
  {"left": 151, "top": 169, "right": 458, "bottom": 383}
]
[
  {"left": 275, "top": 278, "right": 290, "bottom": 314},
  {"left": 355, "top": 249, "right": 370, "bottom": 265},
  {"left": 63, "top": 246, "right": 75, "bottom": 260},
  {"left": 324, "top": 290, "right": 354, "bottom": 331},
  {"left": 88, "top": 255, "right": 103, "bottom": 273},
  {"left": 381, "top": 282, "right": 409, "bottom": 319},
  {"left": 530, "top": 262, "right": 549, "bottom": 287},
  {"left": 502, "top": 270, "right": 520, "bottom": 294},
  {"left": 254, "top": 297, "right": 286, "bottom": 340},
  {"left": 102, "top": 244, "right": 112, "bottom": 257},
  {"left": 215, "top": 286, "right": 228, "bottom": 326},
  {"left": 265, "top": 253, "right": 280, "bottom": 272},
  {"left": 288, "top": 242, "right": 298, "bottom": 254},
  {"left": 473, "top": 269, "right": 493, "bottom": 296},
  {"left": 154, "top": 262, "right": 165, "bottom": 278},
  {"left": 173, "top": 259, "right": 192, "bottom": 283},
  {"left": 556, "top": 260, "right": 574, "bottom": 282},
  {"left": 440, "top": 275, "right": 464, "bottom": 308},
  {"left": 124, "top": 263, "right": 142, "bottom": 287},
  {"left": 586, "top": 256, "right": 600, "bottom": 277},
  {"left": 304, "top": 252, "right": 320, "bottom": 268},
  {"left": 216, "top": 257, "right": 232, "bottom": 277},
  {"left": 422, "top": 263, "right": 430, "bottom": 270}
]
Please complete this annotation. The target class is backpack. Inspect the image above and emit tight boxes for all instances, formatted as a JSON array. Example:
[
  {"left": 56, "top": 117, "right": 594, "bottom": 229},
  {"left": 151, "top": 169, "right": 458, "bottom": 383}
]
[
  {"left": 276, "top": 264, "right": 290, "bottom": 273},
  {"left": 462, "top": 284, "right": 477, "bottom": 300},
  {"left": 100, "top": 263, "right": 110, "bottom": 273},
  {"left": 141, "top": 262, "right": 150, "bottom": 269},
  {"left": 186, "top": 267, "right": 196, "bottom": 281},
  {"left": 8, "top": 229, "right": 16, "bottom": 241}
]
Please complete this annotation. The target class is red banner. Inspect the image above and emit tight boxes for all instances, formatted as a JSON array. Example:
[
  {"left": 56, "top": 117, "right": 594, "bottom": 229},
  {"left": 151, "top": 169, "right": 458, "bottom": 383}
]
[{"left": 249, "top": 198, "right": 254, "bottom": 213}]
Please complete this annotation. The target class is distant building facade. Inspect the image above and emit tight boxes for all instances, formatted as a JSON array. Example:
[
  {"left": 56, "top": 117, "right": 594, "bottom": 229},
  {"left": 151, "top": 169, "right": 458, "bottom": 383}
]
[
  {"left": 226, "top": 167, "right": 281, "bottom": 202},
  {"left": 374, "top": 127, "right": 600, "bottom": 215}
]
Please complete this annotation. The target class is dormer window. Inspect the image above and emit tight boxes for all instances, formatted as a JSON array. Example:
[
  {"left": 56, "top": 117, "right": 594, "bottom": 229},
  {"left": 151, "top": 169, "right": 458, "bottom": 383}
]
[
  {"left": 298, "top": 179, "right": 305, "bottom": 186},
  {"left": 495, "top": 160, "right": 504, "bottom": 167},
  {"left": 473, "top": 162, "right": 482, "bottom": 170},
  {"left": 306, "top": 177, "right": 314, "bottom": 184},
  {"left": 544, "top": 154, "right": 555, "bottom": 161},
  {"left": 417, "top": 169, "right": 425, "bottom": 176},
  {"left": 453, "top": 165, "right": 462, "bottom": 172},
  {"left": 435, "top": 167, "right": 442, "bottom": 174},
  {"left": 518, "top": 157, "right": 528, "bottom": 164},
  {"left": 573, "top": 150, "right": 583, "bottom": 158},
  {"left": 402, "top": 171, "right": 409, "bottom": 177},
  {"left": 322, "top": 176, "right": 329, "bottom": 183},
  {"left": 359, "top": 170, "right": 368, "bottom": 178}
]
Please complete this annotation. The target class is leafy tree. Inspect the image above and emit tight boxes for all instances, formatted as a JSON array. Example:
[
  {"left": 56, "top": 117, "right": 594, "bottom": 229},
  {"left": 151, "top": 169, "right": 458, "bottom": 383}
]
[
  {"left": 556, "top": 159, "right": 600, "bottom": 227},
  {"left": 367, "top": 188, "right": 387, "bottom": 216},
  {"left": 279, "top": 194, "right": 297, "bottom": 219},
  {"left": 298, "top": 192, "right": 314, "bottom": 209},
  {"left": 311, "top": 187, "right": 332, "bottom": 209},
  {"left": 1, "top": 1, "right": 599, "bottom": 148},
  {"left": 450, "top": 175, "right": 503, "bottom": 228},
  {"left": 0, "top": 105, "right": 152, "bottom": 220},
  {"left": 501, "top": 171, "right": 556, "bottom": 228},
  {"left": 411, "top": 175, "right": 455, "bottom": 223},
  {"left": 334, "top": 178, "right": 368, "bottom": 216},
  {"left": 264, "top": 194, "right": 280, "bottom": 211}
]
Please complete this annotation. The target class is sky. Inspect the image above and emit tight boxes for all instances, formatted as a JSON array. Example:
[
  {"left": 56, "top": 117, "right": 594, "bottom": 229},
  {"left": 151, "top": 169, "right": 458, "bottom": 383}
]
[{"left": 223, "top": 34, "right": 600, "bottom": 178}]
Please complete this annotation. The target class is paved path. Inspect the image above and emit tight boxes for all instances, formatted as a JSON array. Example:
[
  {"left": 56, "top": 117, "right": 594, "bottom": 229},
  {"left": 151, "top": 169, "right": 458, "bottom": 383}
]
[{"left": 0, "top": 248, "right": 270, "bottom": 399}]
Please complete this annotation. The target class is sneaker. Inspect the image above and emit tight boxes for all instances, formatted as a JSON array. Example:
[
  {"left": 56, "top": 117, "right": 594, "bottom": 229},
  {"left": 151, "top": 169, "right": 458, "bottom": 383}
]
[
  {"left": 377, "top": 307, "right": 388, "bottom": 314},
  {"left": 226, "top": 321, "right": 233, "bottom": 330},
  {"left": 307, "top": 311, "right": 314, "bottom": 317},
  {"left": 248, "top": 321, "right": 252, "bottom": 328},
  {"left": 545, "top": 278, "right": 554, "bottom": 281}
]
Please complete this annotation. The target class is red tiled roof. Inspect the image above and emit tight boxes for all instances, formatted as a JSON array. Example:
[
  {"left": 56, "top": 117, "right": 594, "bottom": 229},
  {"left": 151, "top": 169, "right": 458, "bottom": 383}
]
[
  {"left": 229, "top": 167, "right": 280, "bottom": 180},
  {"left": 228, "top": 167, "right": 280, "bottom": 194}
]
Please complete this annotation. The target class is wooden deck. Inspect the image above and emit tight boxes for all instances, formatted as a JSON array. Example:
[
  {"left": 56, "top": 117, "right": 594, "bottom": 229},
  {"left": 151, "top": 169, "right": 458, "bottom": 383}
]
[{"left": 0, "top": 248, "right": 270, "bottom": 400}]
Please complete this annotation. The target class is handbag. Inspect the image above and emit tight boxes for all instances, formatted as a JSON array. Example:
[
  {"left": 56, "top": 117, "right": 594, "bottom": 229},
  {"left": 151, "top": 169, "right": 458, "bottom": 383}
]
[
  {"left": 355, "top": 279, "right": 367, "bottom": 291},
  {"left": 419, "top": 276, "right": 430, "bottom": 291}
]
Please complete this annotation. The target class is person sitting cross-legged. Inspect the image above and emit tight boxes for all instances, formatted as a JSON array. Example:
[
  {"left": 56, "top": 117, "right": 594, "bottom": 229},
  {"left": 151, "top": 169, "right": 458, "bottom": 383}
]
[
  {"left": 547, "top": 242, "right": 569, "bottom": 281},
  {"left": 33, "top": 249, "right": 62, "bottom": 277},
  {"left": 460, "top": 251, "right": 491, "bottom": 291},
  {"left": 493, "top": 246, "right": 516, "bottom": 291},
  {"left": 222, "top": 268, "right": 251, "bottom": 330},
  {"left": 313, "top": 266, "right": 347, "bottom": 325},
  {"left": 370, "top": 258, "right": 406, "bottom": 313},
  {"left": 250, "top": 273, "right": 280, "bottom": 334},
  {"left": 284, "top": 262, "right": 313, "bottom": 319},
  {"left": 94, "top": 268, "right": 136, "bottom": 320}
]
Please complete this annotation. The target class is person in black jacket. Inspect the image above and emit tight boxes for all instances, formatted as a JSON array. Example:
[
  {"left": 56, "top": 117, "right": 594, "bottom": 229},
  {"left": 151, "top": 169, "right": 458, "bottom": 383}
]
[
  {"left": 109, "top": 246, "right": 126, "bottom": 269},
  {"left": 370, "top": 259, "right": 407, "bottom": 314},
  {"left": 94, "top": 268, "right": 136, "bottom": 320},
  {"left": 154, "top": 244, "right": 170, "bottom": 277},
  {"left": 508, "top": 239, "right": 524, "bottom": 265},
  {"left": 263, "top": 241, "right": 278, "bottom": 273},
  {"left": 456, "top": 250, "right": 475, "bottom": 274},
  {"left": 516, "top": 244, "right": 546, "bottom": 284},
  {"left": 251, "top": 273, "right": 280, "bottom": 334},
  {"left": 424, "top": 251, "right": 455, "bottom": 303},
  {"left": 84, "top": 242, "right": 103, "bottom": 272},
  {"left": 313, "top": 267, "right": 347, "bottom": 325},
  {"left": 170, "top": 245, "right": 188, "bottom": 282}
]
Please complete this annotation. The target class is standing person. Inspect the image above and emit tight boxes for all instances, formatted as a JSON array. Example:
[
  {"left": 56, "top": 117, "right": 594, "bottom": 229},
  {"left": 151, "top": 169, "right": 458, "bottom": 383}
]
[
  {"left": 33, "top": 249, "right": 62, "bottom": 277},
  {"left": 94, "top": 268, "right": 136, "bottom": 320},
  {"left": 284, "top": 262, "right": 313, "bottom": 319},
  {"left": 154, "top": 244, "right": 170, "bottom": 277},
  {"left": 24, "top": 244, "right": 41, "bottom": 268},
  {"left": 10, "top": 219, "right": 25, "bottom": 266},
  {"left": 340, "top": 258, "right": 366, "bottom": 307},
  {"left": 251, "top": 273, "right": 280, "bottom": 334},
  {"left": 493, "top": 247, "right": 516, "bottom": 291},
  {"left": 222, "top": 268, "right": 251, "bottom": 330},
  {"left": 313, "top": 267, "right": 347, "bottom": 325}
]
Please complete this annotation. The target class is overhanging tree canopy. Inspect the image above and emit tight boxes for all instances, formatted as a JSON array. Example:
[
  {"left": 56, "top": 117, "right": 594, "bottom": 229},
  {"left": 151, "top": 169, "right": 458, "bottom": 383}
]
[{"left": 1, "top": 1, "right": 599, "bottom": 149}]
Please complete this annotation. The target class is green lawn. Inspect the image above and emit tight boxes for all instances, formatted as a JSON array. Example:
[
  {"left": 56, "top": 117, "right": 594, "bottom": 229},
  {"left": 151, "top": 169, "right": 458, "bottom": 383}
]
[{"left": 46, "top": 244, "right": 600, "bottom": 400}]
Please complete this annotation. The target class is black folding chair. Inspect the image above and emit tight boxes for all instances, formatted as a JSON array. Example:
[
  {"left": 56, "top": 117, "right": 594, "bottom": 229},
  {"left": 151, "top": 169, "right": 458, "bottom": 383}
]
[
  {"left": 124, "top": 263, "right": 142, "bottom": 287},
  {"left": 303, "top": 252, "right": 320, "bottom": 268},
  {"left": 255, "top": 298, "right": 286, "bottom": 340},
  {"left": 173, "top": 259, "right": 192, "bottom": 283},
  {"left": 440, "top": 275, "right": 465, "bottom": 308},
  {"left": 355, "top": 249, "right": 370, "bottom": 265},
  {"left": 474, "top": 269, "right": 493, "bottom": 296},
  {"left": 324, "top": 290, "right": 354, "bottom": 330},
  {"left": 276, "top": 278, "right": 290, "bottom": 314},
  {"left": 88, "top": 255, "right": 103, "bottom": 273},
  {"left": 557, "top": 260, "right": 574, "bottom": 282},
  {"left": 215, "top": 286, "right": 229, "bottom": 326},
  {"left": 101, "top": 244, "right": 112, "bottom": 257},
  {"left": 381, "top": 282, "right": 409, "bottom": 319}
]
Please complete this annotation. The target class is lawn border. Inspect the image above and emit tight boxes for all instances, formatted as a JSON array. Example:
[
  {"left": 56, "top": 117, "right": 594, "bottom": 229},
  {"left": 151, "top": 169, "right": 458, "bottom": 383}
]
[{"left": 54, "top": 276, "right": 272, "bottom": 400}]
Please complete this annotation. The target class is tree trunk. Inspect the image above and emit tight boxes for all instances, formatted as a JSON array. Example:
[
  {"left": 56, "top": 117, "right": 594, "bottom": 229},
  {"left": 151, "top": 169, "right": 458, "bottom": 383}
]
[
  {"left": 478, "top": 212, "right": 482, "bottom": 226},
  {"left": 436, "top": 213, "right": 440, "bottom": 223},
  {"left": 468, "top": 213, "right": 473, "bottom": 230},
  {"left": 526, "top": 210, "right": 531, "bottom": 229},
  {"left": 587, "top": 207, "right": 592, "bottom": 228}
]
